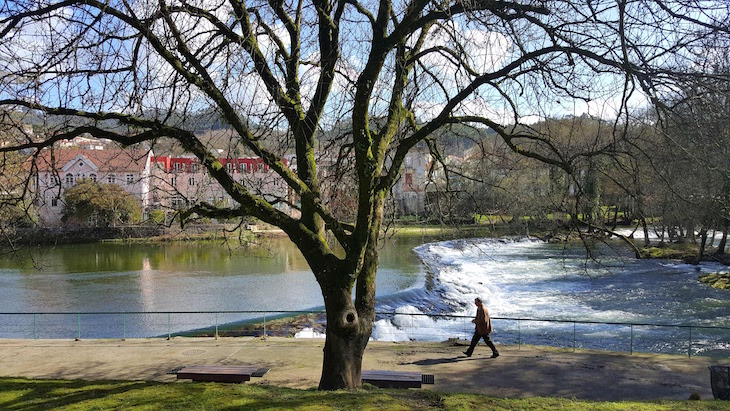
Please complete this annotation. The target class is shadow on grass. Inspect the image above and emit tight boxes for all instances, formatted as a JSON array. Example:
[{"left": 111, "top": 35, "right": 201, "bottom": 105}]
[
  {"left": 0, "top": 378, "right": 444, "bottom": 411},
  {"left": 0, "top": 378, "right": 155, "bottom": 410}
]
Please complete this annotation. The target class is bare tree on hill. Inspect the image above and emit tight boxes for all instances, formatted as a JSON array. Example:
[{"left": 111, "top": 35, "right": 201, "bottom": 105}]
[{"left": 1, "top": 0, "right": 729, "bottom": 389}]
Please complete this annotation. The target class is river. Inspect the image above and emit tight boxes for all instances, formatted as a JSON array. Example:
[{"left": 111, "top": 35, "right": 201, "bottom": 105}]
[{"left": 1, "top": 234, "right": 729, "bottom": 356}]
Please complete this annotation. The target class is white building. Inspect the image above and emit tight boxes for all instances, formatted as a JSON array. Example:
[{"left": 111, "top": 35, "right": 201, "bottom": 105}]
[
  {"left": 30, "top": 148, "right": 153, "bottom": 225},
  {"left": 149, "top": 155, "right": 295, "bottom": 217},
  {"left": 392, "top": 148, "right": 433, "bottom": 216}
]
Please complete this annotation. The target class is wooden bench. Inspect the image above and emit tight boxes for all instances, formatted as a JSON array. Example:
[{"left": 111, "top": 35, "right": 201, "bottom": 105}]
[
  {"left": 176, "top": 365, "right": 269, "bottom": 383},
  {"left": 361, "top": 370, "right": 434, "bottom": 389}
]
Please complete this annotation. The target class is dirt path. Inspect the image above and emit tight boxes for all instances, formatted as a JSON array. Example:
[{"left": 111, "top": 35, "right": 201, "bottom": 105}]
[{"left": 0, "top": 337, "right": 724, "bottom": 401}]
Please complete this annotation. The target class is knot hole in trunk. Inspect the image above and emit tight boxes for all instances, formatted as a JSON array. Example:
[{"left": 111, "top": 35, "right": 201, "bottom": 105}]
[{"left": 340, "top": 310, "right": 358, "bottom": 330}]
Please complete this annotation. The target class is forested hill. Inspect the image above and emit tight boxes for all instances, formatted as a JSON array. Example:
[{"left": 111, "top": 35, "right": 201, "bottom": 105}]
[{"left": 9, "top": 107, "right": 494, "bottom": 158}]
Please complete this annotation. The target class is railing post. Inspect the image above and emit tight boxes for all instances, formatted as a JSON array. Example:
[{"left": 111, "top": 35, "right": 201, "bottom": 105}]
[
  {"left": 518, "top": 320, "right": 521, "bottom": 350},
  {"left": 263, "top": 313, "right": 267, "bottom": 340},
  {"left": 76, "top": 313, "right": 81, "bottom": 341},
  {"left": 215, "top": 313, "right": 218, "bottom": 340},
  {"left": 630, "top": 324, "right": 633, "bottom": 355},
  {"left": 34, "top": 313, "right": 37, "bottom": 340},
  {"left": 688, "top": 327, "right": 692, "bottom": 358},
  {"left": 411, "top": 313, "right": 414, "bottom": 340},
  {"left": 122, "top": 312, "right": 126, "bottom": 341},
  {"left": 167, "top": 312, "right": 171, "bottom": 340},
  {"left": 573, "top": 321, "right": 576, "bottom": 352}
]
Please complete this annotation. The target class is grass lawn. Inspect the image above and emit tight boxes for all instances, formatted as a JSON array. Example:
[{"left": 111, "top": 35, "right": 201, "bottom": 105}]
[
  {"left": 386, "top": 223, "right": 517, "bottom": 240},
  {"left": 0, "top": 378, "right": 727, "bottom": 411}
]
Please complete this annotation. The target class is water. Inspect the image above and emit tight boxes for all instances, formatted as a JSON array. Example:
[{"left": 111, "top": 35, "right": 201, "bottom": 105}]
[
  {"left": 370, "top": 236, "right": 730, "bottom": 357},
  {"left": 0, "top": 237, "right": 424, "bottom": 338},
  {"left": 1, "top": 234, "right": 729, "bottom": 356}
]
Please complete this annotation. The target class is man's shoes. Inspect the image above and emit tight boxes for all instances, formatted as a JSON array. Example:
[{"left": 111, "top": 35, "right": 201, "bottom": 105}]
[
  {"left": 491, "top": 352, "right": 500, "bottom": 358},
  {"left": 462, "top": 351, "right": 471, "bottom": 357}
]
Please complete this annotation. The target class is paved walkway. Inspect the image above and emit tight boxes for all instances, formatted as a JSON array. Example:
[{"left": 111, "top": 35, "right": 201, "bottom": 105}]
[{"left": 0, "top": 337, "right": 725, "bottom": 401}]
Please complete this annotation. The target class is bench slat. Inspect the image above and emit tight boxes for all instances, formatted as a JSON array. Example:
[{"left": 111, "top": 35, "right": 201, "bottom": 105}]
[
  {"left": 361, "top": 370, "right": 423, "bottom": 388},
  {"left": 176, "top": 365, "right": 260, "bottom": 383}
]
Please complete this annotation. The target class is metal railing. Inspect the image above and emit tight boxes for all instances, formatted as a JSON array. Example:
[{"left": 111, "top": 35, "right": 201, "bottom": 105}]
[{"left": 1, "top": 310, "right": 729, "bottom": 358}]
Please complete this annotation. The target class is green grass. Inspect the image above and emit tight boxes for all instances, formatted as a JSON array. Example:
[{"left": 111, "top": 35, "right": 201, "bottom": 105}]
[
  {"left": 387, "top": 223, "right": 518, "bottom": 240},
  {"left": 0, "top": 378, "right": 727, "bottom": 411},
  {"left": 640, "top": 243, "right": 699, "bottom": 260},
  {"left": 699, "top": 273, "right": 730, "bottom": 290}
]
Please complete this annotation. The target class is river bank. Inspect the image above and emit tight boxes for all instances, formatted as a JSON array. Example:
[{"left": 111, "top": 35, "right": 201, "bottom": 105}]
[{"left": 2, "top": 221, "right": 519, "bottom": 247}]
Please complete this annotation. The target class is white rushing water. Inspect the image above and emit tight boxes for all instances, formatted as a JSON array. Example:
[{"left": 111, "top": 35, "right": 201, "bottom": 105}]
[{"left": 365, "top": 236, "right": 730, "bottom": 356}]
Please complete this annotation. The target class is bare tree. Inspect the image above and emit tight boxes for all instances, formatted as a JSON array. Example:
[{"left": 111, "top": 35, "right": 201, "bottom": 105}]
[
  {"left": 653, "top": 37, "right": 730, "bottom": 261},
  {"left": 1, "top": 0, "right": 728, "bottom": 389}
]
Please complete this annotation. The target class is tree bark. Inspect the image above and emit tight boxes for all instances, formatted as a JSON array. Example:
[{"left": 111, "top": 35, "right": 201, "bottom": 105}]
[
  {"left": 640, "top": 215, "right": 650, "bottom": 247},
  {"left": 317, "top": 285, "right": 373, "bottom": 390},
  {"left": 697, "top": 228, "right": 708, "bottom": 265},
  {"left": 716, "top": 218, "right": 728, "bottom": 255}
]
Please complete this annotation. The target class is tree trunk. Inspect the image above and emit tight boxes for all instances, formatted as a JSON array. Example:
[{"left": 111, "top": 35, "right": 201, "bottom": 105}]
[
  {"left": 688, "top": 224, "right": 696, "bottom": 244},
  {"left": 318, "top": 286, "right": 373, "bottom": 390},
  {"left": 670, "top": 226, "right": 679, "bottom": 243},
  {"left": 716, "top": 219, "right": 728, "bottom": 255},
  {"left": 609, "top": 205, "right": 618, "bottom": 230},
  {"left": 697, "top": 228, "right": 708, "bottom": 265},
  {"left": 640, "top": 216, "right": 650, "bottom": 247}
]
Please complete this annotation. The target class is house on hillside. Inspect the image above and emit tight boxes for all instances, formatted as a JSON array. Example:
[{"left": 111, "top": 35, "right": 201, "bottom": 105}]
[
  {"left": 149, "top": 154, "right": 296, "bottom": 218},
  {"left": 391, "top": 147, "right": 433, "bottom": 216},
  {"left": 29, "top": 148, "right": 154, "bottom": 225}
]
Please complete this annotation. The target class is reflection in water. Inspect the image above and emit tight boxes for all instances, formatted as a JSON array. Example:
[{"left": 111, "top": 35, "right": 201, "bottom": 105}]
[
  {"left": 0, "top": 236, "right": 424, "bottom": 317},
  {"left": 139, "top": 257, "right": 154, "bottom": 312}
]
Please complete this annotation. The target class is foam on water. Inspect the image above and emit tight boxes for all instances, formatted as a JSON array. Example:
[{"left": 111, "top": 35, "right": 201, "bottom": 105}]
[
  {"left": 295, "top": 327, "right": 325, "bottom": 339},
  {"left": 292, "top": 235, "right": 730, "bottom": 355},
  {"left": 368, "top": 236, "right": 730, "bottom": 351}
]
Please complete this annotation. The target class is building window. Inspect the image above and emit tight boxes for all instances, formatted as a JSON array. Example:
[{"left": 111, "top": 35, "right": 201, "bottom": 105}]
[
  {"left": 171, "top": 197, "right": 185, "bottom": 209},
  {"left": 189, "top": 177, "right": 195, "bottom": 186},
  {"left": 406, "top": 156, "right": 411, "bottom": 167},
  {"left": 174, "top": 162, "right": 182, "bottom": 171},
  {"left": 192, "top": 163, "right": 199, "bottom": 172},
  {"left": 226, "top": 163, "right": 233, "bottom": 173},
  {"left": 89, "top": 174, "right": 97, "bottom": 183},
  {"left": 107, "top": 174, "right": 116, "bottom": 184},
  {"left": 79, "top": 161, "right": 84, "bottom": 168},
  {"left": 258, "top": 163, "right": 264, "bottom": 172},
  {"left": 405, "top": 173, "right": 413, "bottom": 185},
  {"left": 126, "top": 174, "right": 134, "bottom": 185},
  {"left": 65, "top": 173, "right": 74, "bottom": 187},
  {"left": 51, "top": 198, "right": 58, "bottom": 207},
  {"left": 170, "top": 177, "right": 176, "bottom": 186}
]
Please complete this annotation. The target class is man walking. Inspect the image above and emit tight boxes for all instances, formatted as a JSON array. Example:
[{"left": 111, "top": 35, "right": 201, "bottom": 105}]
[{"left": 463, "top": 297, "right": 499, "bottom": 358}]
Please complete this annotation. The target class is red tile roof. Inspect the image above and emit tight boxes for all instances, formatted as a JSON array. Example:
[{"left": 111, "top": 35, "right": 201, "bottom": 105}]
[{"left": 30, "top": 148, "right": 150, "bottom": 173}]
